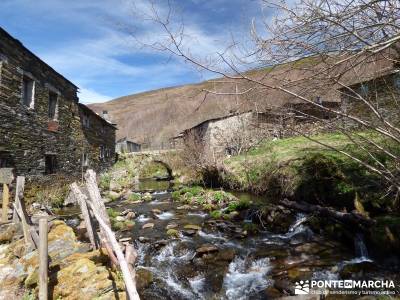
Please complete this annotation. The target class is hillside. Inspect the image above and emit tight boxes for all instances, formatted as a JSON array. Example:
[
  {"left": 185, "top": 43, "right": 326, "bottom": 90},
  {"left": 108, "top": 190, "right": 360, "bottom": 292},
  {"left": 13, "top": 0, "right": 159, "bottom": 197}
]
[
  {"left": 88, "top": 79, "right": 258, "bottom": 145},
  {"left": 88, "top": 53, "right": 391, "bottom": 146}
]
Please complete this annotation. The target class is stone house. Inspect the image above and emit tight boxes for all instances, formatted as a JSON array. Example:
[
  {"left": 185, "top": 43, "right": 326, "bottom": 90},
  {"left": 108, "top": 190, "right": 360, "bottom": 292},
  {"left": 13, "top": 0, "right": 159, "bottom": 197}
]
[
  {"left": 0, "top": 27, "right": 116, "bottom": 177},
  {"left": 182, "top": 100, "right": 341, "bottom": 159},
  {"left": 116, "top": 137, "right": 141, "bottom": 153}
]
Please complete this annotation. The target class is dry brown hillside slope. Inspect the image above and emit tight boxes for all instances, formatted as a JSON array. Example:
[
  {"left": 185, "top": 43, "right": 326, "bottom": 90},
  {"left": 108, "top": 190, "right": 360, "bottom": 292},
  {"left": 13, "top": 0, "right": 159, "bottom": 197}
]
[
  {"left": 88, "top": 53, "right": 394, "bottom": 145},
  {"left": 88, "top": 79, "right": 259, "bottom": 144}
]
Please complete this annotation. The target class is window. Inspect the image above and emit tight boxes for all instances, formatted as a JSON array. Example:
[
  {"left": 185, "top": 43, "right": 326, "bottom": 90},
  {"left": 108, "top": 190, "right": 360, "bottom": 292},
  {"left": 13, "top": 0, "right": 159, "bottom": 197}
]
[
  {"left": 22, "top": 76, "right": 35, "bottom": 108},
  {"left": 45, "top": 155, "right": 57, "bottom": 174},
  {"left": 99, "top": 145, "right": 105, "bottom": 160},
  {"left": 82, "top": 152, "right": 89, "bottom": 167},
  {"left": 48, "top": 91, "right": 58, "bottom": 120},
  {"left": 0, "top": 151, "right": 12, "bottom": 168},
  {"left": 360, "top": 83, "right": 369, "bottom": 97},
  {"left": 82, "top": 113, "right": 90, "bottom": 128}
]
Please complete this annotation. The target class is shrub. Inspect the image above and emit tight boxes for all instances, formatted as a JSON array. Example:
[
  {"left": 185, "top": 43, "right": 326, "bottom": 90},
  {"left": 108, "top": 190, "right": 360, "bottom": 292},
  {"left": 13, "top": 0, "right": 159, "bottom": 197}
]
[
  {"left": 210, "top": 210, "right": 222, "bottom": 219},
  {"left": 127, "top": 193, "right": 141, "bottom": 202},
  {"left": 107, "top": 208, "right": 119, "bottom": 218}
]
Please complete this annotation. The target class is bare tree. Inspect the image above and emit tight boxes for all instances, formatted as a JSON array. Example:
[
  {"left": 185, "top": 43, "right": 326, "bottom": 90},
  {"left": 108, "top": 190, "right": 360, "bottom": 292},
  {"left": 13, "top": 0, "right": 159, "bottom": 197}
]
[{"left": 126, "top": 0, "right": 400, "bottom": 198}]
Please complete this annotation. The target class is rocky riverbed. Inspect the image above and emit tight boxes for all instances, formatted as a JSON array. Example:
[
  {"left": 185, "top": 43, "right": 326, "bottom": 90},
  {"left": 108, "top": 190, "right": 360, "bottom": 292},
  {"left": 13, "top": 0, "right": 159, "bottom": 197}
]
[{"left": 1, "top": 178, "right": 399, "bottom": 299}]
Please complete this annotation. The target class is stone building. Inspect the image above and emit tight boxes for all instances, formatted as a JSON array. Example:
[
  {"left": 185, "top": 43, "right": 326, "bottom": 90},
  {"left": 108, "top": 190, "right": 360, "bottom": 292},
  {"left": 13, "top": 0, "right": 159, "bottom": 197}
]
[
  {"left": 0, "top": 27, "right": 116, "bottom": 177},
  {"left": 182, "top": 100, "right": 341, "bottom": 159},
  {"left": 116, "top": 137, "right": 141, "bottom": 153}
]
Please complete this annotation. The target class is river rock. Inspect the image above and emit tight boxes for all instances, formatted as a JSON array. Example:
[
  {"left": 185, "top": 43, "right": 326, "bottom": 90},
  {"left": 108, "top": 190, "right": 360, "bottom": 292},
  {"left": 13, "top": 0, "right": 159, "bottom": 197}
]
[
  {"left": 126, "top": 211, "right": 136, "bottom": 220},
  {"left": 217, "top": 248, "right": 236, "bottom": 261},
  {"left": 53, "top": 257, "right": 116, "bottom": 299},
  {"left": 142, "top": 223, "right": 155, "bottom": 229},
  {"left": 339, "top": 261, "right": 376, "bottom": 279},
  {"left": 115, "top": 216, "right": 125, "bottom": 222},
  {"left": 166, "top": 223, "right": 178, "bottom": 229},
  {"left": 196, "top": 244, "right": 219, "bottom": 255},
  {"left": 142, "top": 192, "right": 152, "bottom": 201},
  {"left": 182, "top": 230, "right": 197, "bottom": 236},
  {"left": 184, "top": 224, "right": 202, "bottom": 231},
  {"left": 139, "top": 236, "right": 151, "bottom": 243},
  {"left": 152, "top": 208, "right": 162, "bottom": 214},
  {"left": 177, "top": 205, "right": 191, "bottom": 210},
  {"left": 108, "top": 191, "right": 121, "bottom": 201},
  {"left": 166, "top": 229, "right": 179, "bottom": 238},
  {"left": 136, "top": 268, "right": 154, "bottom": 290},
  {"left": 0, "top": 223, "right": 19, "bottom": 244},
  {"left": 120, "top": 209, "right": 133, "bottom": 216}
]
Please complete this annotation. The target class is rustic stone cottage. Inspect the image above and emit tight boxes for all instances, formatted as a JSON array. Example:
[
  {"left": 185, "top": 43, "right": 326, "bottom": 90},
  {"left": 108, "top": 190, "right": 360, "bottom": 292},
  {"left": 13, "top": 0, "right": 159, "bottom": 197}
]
[
  {"left": 181, "top": 100, "right": 340, "bottom": 159},
  {"left": 0, "top": 27, "right": 116, "bottom": 177},
  {"left": 116, "top": 137, "right": 141, "bottom": 153}
]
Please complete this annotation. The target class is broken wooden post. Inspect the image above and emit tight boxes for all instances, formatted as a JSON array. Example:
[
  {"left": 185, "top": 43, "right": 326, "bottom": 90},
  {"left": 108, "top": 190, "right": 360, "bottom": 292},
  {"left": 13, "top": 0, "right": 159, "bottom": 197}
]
[
  {"left": 39, "top": 218, "right": 48, "bottom": 300},
  {"left": 1, "top": 183, "right": 9, "bottom": 223},
  {"left": 71, "top": 183, "right": 118, "bottom": 265},
  {"left": 0, "top": 168, "right": 14, "bottom": 223},
  {"left": 84, "top": 169, "right": 140, "bottom": 300},
  {"left": 12, "top": 176, "right": 35, "bottom": 246},
  {"left": 70, "top": 183, "right": 99, "bottom": 249},
  {"left": 87, "top": 200, "right": 140, "bottom": 300}
]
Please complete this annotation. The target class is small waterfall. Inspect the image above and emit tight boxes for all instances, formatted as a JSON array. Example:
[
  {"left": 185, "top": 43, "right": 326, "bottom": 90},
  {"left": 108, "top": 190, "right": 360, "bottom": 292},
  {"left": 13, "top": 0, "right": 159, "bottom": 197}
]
[
  {"left": 223, "top": 257, "right": 272, "bottom": 300},
  {"left": 288, "top": 213, "right": 308, "bottom": 232},
  {"left": 354, "top": 233, "right": 369, "bottom": 259}
]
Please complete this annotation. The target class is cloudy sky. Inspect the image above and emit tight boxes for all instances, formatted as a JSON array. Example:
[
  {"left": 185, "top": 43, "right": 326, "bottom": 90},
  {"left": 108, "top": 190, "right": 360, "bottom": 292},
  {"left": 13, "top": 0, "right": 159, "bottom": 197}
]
[{"left": 0, "top": 0, "right": 267, "bottom": 103}]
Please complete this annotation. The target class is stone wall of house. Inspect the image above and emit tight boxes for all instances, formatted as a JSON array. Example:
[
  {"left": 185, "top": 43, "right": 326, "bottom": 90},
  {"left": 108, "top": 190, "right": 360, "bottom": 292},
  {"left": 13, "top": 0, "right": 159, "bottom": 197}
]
[
  {"left": 188, "top": 107, "right": 339, "bottom": 158},
  {"left": 0, "top": 28, "right": 116, "bottom": 177},
  {"left": 79, "top": 104, "right": 116, "bottom": 172}
]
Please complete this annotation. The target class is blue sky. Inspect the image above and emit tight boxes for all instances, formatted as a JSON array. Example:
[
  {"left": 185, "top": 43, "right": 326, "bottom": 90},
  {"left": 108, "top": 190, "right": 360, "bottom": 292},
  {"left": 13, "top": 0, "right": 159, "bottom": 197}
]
[{"left": 0, "top": 0, "right": 266, "bottom": 103}]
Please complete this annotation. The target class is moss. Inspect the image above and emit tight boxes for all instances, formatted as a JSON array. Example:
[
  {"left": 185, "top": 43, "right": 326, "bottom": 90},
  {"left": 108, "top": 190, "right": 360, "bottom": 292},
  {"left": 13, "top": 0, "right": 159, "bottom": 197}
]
[
  {"left": 99, "top": 173, "right": 111, "bottom": 190},
  {"left": 210, "top": 210, "right": 222, "bottom": 219},
  {"left": 127, "top": 193, "right": 141, "bottom": 202},
  {"left": 166, "top": 229, "right": 179, "bottom": 238},
  {"left": 227, "top": 199, "right": 251, "bottom": 212},
  {"left": 243, "top": 222, "right": 258, "bottom": 234},
  {"left": 106, "top": 208, "right": 119, "bottom": 219}
]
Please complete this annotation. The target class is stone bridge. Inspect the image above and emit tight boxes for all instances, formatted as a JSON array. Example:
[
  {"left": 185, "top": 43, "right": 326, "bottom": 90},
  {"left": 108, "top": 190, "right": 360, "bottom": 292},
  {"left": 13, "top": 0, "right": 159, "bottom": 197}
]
[{"left": 124, "top": 150, "right": 180, "bottom": 179}]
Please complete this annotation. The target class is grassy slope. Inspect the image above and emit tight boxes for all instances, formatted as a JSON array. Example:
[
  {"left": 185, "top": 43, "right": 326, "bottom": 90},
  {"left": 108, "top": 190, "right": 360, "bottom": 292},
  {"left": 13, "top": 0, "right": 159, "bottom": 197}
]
[{"left": 222, "top": 131, "right": 385, "bottom": 199}]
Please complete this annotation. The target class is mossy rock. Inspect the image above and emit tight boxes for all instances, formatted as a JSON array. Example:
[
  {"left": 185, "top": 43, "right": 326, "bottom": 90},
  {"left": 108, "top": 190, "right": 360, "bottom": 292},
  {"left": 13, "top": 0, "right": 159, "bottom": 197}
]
[
  {"left": 166, "top": 229, "right": 179, "bottom": 238},
  {"left": 52, "top": 258, "right": 116, "bottom": 299},
  {"left": 184, "top": 224, "right": 202, "bottom": 231},
  {"left": 136, "top": 268, "right": 153, "bottom": 291}
]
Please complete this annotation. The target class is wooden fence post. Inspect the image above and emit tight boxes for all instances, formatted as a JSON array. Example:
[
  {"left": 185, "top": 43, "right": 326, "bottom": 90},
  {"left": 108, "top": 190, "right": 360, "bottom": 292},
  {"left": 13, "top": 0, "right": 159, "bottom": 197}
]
[
  {"left": 1, "top": 183, "right": 9, "bottom": 223},
  {"left": 70, "top": 183, "right": 99, "bottom": 249},
  {"left": 39, "top": 218, "right": 48, "bottom": 300},
  {"left": 12, "top": 176, "right": 34, "bottom": 246}
]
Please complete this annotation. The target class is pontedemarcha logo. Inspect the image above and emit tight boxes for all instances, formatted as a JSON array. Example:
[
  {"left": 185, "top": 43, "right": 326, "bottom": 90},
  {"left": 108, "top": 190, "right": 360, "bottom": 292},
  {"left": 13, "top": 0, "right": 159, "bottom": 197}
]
[{"left": 295, "top": 280, "right": 310, "bottom": 294}]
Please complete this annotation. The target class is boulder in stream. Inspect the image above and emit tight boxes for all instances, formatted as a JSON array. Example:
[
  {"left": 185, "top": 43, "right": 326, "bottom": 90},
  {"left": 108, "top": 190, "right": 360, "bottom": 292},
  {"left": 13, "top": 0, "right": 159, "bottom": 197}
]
[
  {"left": 196, "top": 244, "right": 219, "bottom": 255},
  {"left": 142, "top": 222, "right": 155, "bottom": 229},
  {"left": 184, "top": 224, "right": 202, "bottom": 231}
]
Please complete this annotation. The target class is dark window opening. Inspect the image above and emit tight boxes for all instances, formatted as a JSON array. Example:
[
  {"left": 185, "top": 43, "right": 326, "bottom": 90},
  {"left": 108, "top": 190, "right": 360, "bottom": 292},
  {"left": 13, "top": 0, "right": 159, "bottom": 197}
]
[
  {"left": 82, "top": 152, "right": 89, "bottom": 167},
  {"left": 45, "top": 155, "right": 57, "bottom": 174},
  {"left": 22, "top": 76, "right": 34, "bottom": 108},
  {"left": 0, "top": 152, "right": 13, "bottom": 168},
  {"left": 99, "top": 145, "right": 105, "bottom": 161},
  {"left": 82, "top": 113, "right": 90, "bottom": 128},
  {"left": 48, "top": 91, "right": 58, "bottom": 120}
]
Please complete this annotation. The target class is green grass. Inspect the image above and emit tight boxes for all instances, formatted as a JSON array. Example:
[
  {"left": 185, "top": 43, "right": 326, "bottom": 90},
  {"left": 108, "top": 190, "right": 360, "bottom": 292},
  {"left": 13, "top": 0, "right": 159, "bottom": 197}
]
[{"left": 222, "top": 131, "right": 395, "bottom": 209}]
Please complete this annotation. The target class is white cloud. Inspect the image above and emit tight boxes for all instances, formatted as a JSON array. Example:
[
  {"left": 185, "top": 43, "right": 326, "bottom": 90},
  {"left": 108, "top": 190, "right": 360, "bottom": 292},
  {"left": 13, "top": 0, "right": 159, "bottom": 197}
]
[{"left": 79, "top": 88, "right": 112, "bottom": 104}]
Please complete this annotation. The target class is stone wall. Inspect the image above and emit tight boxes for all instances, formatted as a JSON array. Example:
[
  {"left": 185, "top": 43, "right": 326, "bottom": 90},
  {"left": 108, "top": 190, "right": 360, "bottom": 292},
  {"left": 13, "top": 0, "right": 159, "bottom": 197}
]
[
  {"left": 184, "top": 103, "right": 341, "bottom": 160},
  {"left": 79, "top": 104, "right": 116, "bottom": 172},
  {"left": 0, "top": 27, "right": 115, "bottom": 177}
]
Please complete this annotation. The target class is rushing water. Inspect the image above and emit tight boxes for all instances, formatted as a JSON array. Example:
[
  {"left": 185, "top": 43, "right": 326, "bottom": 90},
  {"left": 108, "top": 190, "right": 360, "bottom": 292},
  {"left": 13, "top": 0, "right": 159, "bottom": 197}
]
[{"left": 63, "top": 179, "right": 399, "bottom": 299}]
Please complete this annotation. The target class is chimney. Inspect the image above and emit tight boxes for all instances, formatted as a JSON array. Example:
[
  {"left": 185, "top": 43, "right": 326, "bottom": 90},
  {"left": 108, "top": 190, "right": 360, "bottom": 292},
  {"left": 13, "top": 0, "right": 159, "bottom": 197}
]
[{"left": 102, "top": 110, "right": 110, "bottom": 121}]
